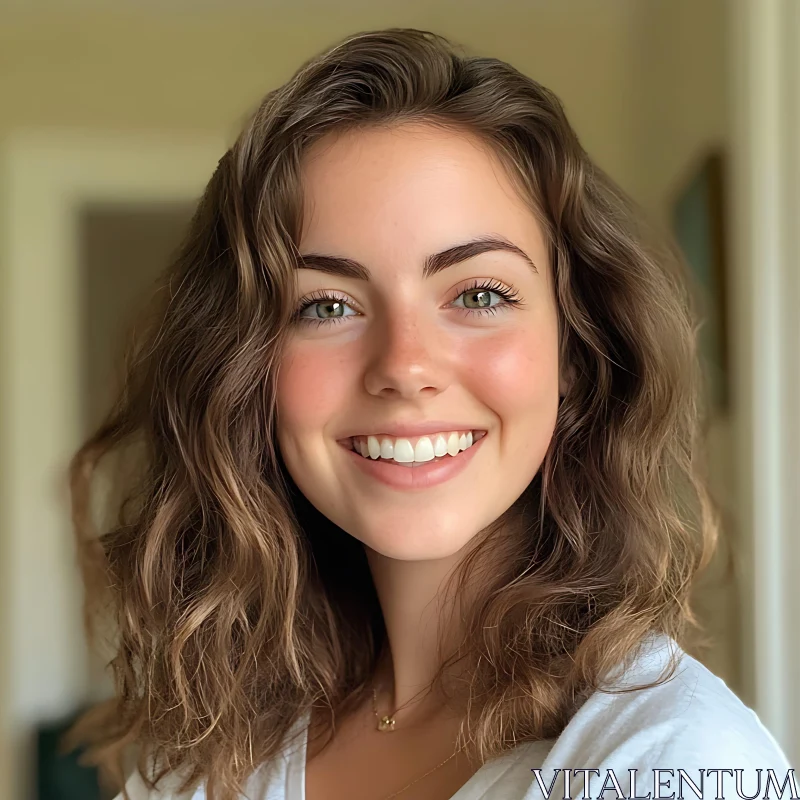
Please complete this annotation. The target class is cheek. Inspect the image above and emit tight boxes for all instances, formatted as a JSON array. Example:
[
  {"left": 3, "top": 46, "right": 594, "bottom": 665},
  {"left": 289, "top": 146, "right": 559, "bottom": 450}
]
[
  {"left": 455, "top": 325, "right": 560, "bottom": 422},
  {"left": 276, "top": 343, "right": 354, "bottom": 441}
]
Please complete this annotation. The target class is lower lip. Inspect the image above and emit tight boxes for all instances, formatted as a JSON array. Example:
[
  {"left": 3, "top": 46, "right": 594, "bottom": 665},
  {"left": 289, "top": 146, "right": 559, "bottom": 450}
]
[{"left": 341, "top": 435, "right": 486, "bottom": 491}]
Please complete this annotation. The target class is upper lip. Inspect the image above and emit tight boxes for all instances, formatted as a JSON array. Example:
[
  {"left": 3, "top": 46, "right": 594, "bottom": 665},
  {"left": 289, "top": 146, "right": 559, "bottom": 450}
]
[{"left": 337, "top": 421, "right": 488, "bottom": 439}]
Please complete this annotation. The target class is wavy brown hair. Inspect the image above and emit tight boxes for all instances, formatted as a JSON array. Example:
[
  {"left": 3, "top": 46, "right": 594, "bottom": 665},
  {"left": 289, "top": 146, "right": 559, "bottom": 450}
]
[{"left": 67, "top": 27, "right": 719, "bottom": 800}]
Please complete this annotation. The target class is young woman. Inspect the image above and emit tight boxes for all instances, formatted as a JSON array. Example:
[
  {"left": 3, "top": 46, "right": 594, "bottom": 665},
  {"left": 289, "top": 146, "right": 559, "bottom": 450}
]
[{"left": 69, "top": 27, "right": 792, "bottom": 800}]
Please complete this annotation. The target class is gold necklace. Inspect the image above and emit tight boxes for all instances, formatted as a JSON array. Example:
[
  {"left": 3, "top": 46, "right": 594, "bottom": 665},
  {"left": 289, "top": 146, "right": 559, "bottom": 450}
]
[
  {"left": 371, "top": 685, "right": 427, "bottom": 732},
  {"left": 370, "top": 688, "right": 465, "bottom": 799},
  {"left": 379, "top": 747, "right": 463, "bottom": 800}
]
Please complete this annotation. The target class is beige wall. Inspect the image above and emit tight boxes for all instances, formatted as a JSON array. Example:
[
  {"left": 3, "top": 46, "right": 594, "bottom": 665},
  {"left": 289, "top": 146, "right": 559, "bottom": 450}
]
[
  {"left": 0, "top": 4, "right": 650, "bottom": 187},
  {"left": 0, "top": 3, "right": 729, "bottom": 797},
  {"left": 631, "top": 0, "right": 729, "bottom": 225},
  {"left": 0, "top": 2, "right": 727, "bottom": 213}
]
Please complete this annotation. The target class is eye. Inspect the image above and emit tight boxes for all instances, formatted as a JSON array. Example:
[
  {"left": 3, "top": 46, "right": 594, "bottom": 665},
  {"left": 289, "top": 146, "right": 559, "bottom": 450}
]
[
  {"left": 455, "top": 288, "right": 501, "bottom": 309},
  {"left": 450, "top": 279, "right": 523, "bottom": 315},
  {"left": 292, "top": 279, "right": 524, "bottom": 329},
  {"left": 294, "top": 291, "right": 359, "bottom": 327}
]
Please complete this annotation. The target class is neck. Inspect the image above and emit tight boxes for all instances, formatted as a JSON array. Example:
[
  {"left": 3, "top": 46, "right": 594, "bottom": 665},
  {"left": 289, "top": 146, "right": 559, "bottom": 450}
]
[{"left": 363, "top": 514, "right": 515, "bottom": 725}]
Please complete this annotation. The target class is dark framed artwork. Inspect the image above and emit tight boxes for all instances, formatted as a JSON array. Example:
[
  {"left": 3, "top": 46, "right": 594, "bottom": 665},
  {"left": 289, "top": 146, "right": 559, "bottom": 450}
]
[{"left": 671, "top": 149, "right": 730, "bottom": 413}]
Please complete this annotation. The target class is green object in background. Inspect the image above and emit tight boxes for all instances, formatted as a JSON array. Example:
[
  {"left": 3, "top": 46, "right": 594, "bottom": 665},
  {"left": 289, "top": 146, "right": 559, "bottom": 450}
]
[
  {"left": 36, "top": 712, "right": 102, "bottom": 800},
  {"left": 671, "top": 149, "right": 729, "bottom": 413}
]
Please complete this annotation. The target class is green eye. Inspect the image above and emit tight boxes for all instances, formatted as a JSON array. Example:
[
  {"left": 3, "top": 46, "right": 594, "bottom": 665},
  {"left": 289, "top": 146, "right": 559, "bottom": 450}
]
[
  {"left": 451, "top": 279, "right": 522, "bottom": 313},
  {"left": 294, "top": 279, "right": 523, "bottom": 329},
  {"left": 300, "top": 299, "right": 352, "bottom": 319},
  {"left": 458, "top": 289, "right": 496, "bottom": 309},
  {"left": 296, "top": 294, "right": 359, "bottom": 325}
]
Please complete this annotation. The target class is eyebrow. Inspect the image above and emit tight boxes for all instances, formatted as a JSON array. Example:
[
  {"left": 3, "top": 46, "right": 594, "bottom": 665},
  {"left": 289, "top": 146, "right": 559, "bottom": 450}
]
[{"left": 296, "top": 235, "right": 538, "bottom": 280}]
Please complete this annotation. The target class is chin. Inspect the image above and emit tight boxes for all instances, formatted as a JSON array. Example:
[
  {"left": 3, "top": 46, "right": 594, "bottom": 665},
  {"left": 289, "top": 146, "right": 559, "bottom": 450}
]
[{"left": 348, "top": 515, "right": 483, "bottom": 562}]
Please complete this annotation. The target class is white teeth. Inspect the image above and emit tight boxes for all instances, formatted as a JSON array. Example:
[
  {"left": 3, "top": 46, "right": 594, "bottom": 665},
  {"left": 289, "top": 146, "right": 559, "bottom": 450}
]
[
  {"left": 367, "top": 435, "right": 381, "bottom": 459},
  {"left": 413, "top": 437, "right": 435, "bottom": 462},
  {"left": 351, "top": 430, "right": 482, "bottom": 465},
  {"left": 446, "top": 432, "right": 461, "bottom": 456},
  {"left": 393, "top": 438, "right": 415, "bottom": 463}
]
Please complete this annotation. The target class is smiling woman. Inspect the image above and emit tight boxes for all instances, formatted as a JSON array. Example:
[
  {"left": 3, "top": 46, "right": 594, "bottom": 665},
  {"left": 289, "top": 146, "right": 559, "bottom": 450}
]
[
  {"left": 277, "top": 123, "right": 563, "bottom": 554},
  {"left": 65, "top": 27, "right": 791, "bottom": 800}
]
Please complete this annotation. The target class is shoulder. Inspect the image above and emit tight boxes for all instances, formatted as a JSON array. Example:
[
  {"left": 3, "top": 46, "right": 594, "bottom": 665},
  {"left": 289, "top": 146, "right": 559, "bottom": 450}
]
[
  {"left": 109, "top": 712, "right": 305, "bottom": 800},
  {"left": 543, "top": 633, "right": 792, "bottom": 770}
]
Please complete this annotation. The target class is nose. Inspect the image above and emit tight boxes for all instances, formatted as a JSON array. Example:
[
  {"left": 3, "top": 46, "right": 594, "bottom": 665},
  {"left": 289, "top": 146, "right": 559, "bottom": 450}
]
[{"left": 363, "top": 311, "right": 450, "bottom": 401}]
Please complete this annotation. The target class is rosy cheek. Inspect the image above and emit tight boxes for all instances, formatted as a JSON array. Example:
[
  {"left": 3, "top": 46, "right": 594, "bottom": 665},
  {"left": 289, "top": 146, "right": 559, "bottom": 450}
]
[
  {"left": 276, "top": 343, "right": 354, "bottom": 439},
  {"left": 454, "top": 327, "right": 559, "bottom": 416}
]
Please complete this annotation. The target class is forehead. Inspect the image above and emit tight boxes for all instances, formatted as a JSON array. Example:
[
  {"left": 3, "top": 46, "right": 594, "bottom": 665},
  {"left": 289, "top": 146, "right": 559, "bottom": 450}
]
[{"left": 298, "top": 122, "right": 547, "bottom": 261}]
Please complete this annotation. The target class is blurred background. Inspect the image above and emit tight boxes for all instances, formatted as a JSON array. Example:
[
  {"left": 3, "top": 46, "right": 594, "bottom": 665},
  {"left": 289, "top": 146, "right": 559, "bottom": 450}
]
[{"left": 0, "top": 0, "right": 798, "bottom": 798}]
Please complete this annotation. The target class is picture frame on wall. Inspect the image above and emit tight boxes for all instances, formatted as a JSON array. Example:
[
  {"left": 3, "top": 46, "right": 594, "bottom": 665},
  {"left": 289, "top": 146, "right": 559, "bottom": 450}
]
[{"left": 671, "top": 149, "right": 730, "bottom": 414}]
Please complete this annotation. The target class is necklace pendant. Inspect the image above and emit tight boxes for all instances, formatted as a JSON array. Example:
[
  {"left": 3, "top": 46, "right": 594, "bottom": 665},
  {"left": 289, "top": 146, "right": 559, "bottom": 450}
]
[{"left": 377, "top": 714, "right": 396, "bottom": 732}]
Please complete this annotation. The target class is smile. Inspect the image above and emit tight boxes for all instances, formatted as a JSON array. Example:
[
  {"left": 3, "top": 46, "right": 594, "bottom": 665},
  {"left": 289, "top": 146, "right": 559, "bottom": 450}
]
[
  {"left": 346, "top": 429, "right": 487, "bottom": 466},
  {"left": 338, "top": 429, "right": 488, "bottom": 490}
]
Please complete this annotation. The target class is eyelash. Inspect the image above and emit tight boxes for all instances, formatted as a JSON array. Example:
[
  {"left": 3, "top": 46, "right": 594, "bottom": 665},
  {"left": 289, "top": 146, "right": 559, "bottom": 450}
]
[{"left": 293, "top": 279, "right": 524, "bottom": 329}]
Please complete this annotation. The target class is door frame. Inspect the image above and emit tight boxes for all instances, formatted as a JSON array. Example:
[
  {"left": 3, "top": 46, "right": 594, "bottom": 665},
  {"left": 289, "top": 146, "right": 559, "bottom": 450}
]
[{"left": 729, "top": 0, "right": 800, "bottom": 766}]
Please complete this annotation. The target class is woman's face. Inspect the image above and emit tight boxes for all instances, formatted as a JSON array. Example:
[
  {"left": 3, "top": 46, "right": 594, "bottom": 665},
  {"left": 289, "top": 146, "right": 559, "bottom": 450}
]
[{"left": 276, "top": 122, "right": 564, "bottom": 561}]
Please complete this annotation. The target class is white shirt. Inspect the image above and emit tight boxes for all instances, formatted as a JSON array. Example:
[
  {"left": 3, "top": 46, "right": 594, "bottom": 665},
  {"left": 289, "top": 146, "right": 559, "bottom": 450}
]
[{"left": 117, "top": 633, "right": 794, "bottom": 799}]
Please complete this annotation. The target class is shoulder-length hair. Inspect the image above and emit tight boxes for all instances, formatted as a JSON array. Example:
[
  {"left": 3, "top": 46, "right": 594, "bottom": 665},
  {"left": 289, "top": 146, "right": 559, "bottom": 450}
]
[{"left": 67, "top": 27, "right": 719, "bottom": 800}]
